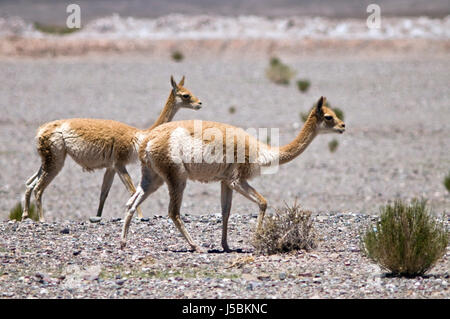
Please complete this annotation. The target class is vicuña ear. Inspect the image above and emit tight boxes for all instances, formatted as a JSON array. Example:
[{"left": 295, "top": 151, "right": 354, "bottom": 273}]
[
  {"left": 178, "top": 75, "right": 185, "bottom": 87},
  {"left": 316, "top": 96, "right": 325, "bottom": 113},
  {"left": 170, "top": 75, "right": 178, "bottom": 92}
]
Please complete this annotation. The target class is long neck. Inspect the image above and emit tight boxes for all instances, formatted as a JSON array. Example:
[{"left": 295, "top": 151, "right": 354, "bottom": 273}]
[
  {"left": 146, "top": 91, "right": 178, "bottom": 131},
  {"left": 276, "top": 111, "right": 319, "bottom": 165}
]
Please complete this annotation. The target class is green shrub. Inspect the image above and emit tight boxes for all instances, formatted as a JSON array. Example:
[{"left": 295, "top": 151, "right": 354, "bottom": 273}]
[
  {"left": 171, "top": 50, "right": 184, "bottom": 62},
  {"left": 269, "top": 57, "right": 281, "bottom": 66},
  {"left": 228, "top": 106, "right": 236, "bottom": 114},
  {"left": 252, "top": 201, "right": 317, "bottom": 255},
  {"left": 296, "top": 79, "right": 311, "bottom": 93},
  {"left": 444, "top": 173, "right": 450, "bottom": 193},
  {"left": 34, "top": 22, "right": 80, "bottom": 35},
  {"left": 332, "top": 107, "right": 345, "bottom": 121},
  {"left": 361, "top": 199, "right": 449, "bottom": 277},
  {"left": 9, "top": 202, "right": 39, "bottom": 222},
  {"left": 265, "top": 57, "right": 296, "bottom": 85},
  {"left": 328, "top": 139, "right": 339, "bottom": 153},
  {"left": 299, "top": 111, "right": 309, "bottom": 123}
]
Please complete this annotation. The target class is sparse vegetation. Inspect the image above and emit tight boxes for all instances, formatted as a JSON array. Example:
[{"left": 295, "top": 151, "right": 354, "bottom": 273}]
[
  {"left": 228, "top": 106, "right": 236, "bottom": 114},
  {"left": 361, "top": 199, "right": 449, "bottom": 277},
  {"left": 332, "top": 107, "right": 345, "bottom": 121},
  {"left": 265, "top": 56, "right": 296, "bottom": 85},
  {"left": 328, "top": 139, "right": 339, "bottom": 153},
  {"left": 444, "top": 172, "right": 450, "bottom": 193},
  {"left": 252, "top": 201, "right": 317, "bottom": 255},
  {"left": 9, "top": 202, "right": 39, "bottom": 222},
  {"left": 296, "top": 79, "right": 311, "bottom": 93},
  {"left": 299, "top": 111, "right": 309, "bottom": 122},
  {"left": 171, "top": 50, "right": 184, "bottom": 62},
  {"left": 33, "top": 22, "right": 80, "bottom": 35}
]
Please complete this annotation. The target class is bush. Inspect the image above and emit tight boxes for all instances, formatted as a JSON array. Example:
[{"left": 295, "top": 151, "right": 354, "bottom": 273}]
[
  {"left": 171, "top": 50, "right": 184, "bottom": 62},
  {"left": 332, "top": 107, "right": 345, "bottom": 121},
  {"left": 296, "top": 79, "right": 311, "bottom": 93},
  {"left": 9, "top": 202, "right": 39, "bottom": 222},
  {"left": 361, "top": 199, "right": 449, "bottom": 277},
  {"left": 228, "top": 106, "right": 236, "bottom": 114},
  {"left": 299, "top": 111, "right": 309, "bottom": 123},
  {"left": 328, "top": 139, "right": 339, "bottom": 153},
  {"left": 34, "top": 22, "right": 80, "bottom": 35},
  {"left": 252, "top": 201, "right": 317, "bottom": 255},
  {"left": 444, "top": 172, "right": 450, "bottom": 193},
  {"left": 265, "top": 56, "right": 296, "bottom": 85}
]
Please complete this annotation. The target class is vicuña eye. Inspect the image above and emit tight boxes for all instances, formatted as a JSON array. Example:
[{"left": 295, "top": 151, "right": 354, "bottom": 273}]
[
  {"left": 182, "top": 94, "right": 190, "bottom": 99},
  {"left": 324, "top": 115, "right": 333, "bottom": 121}
]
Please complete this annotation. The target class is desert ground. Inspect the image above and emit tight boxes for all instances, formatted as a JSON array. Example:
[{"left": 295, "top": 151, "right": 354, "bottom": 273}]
[{"left": 0, "top": 43, "right": 449, "bottom": 298}]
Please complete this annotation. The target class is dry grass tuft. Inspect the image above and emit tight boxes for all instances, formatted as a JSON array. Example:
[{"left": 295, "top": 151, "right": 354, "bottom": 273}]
[
  {"left": 9, "top": 202, "right": 39, "bottom": 222},
  {"left": 252, "top": 201, "right": 317, "bottom": 255}
]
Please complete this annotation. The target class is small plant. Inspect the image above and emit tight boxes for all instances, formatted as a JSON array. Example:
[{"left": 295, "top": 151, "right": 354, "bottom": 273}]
[
  {"left": 9, "top": 202, "right": 39, "bottom": 222},
  {"left": 361, "top": 199, "right": 449, "bottom": 277},
  {"left": 34, "top": 22, "right": 80, "bottom": 35},
  {"left": 296, "top": 79, "right": 311, "bottom": 93},
  {"left": 444, "top": 172, "right": 450, "bottom": 193},
  {"left": 332, "top": 107, "right": 345, "bottom": 121},
  {"left": 265, "top": 56, "right": 296, "bottom": 85},
  {"left": 171, "top": 50, "right": 184, "bottom": 62},
  {"left": 269, "top": 57, "right": 281, "bottom": 66},
  {"left": 328, "top": 139, "right": 339, "bottom": 153},
  {"left": 252, "top": 200, "right": 317, "bottom": 255},
  {"left": 299, "top": 111, "right": 309, "bottom": 123},
  {"left": 228, "top": 106, "right": 236, "bottom": 114}
]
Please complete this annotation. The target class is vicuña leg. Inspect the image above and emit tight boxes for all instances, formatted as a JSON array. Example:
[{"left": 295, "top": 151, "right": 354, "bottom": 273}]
[
  {"left": 116, "top": 165, "right": 144, "bottom": 219},
  {"left": 23, "top": 167, "right": 41, "bottom": 220},
  {"left": 221, "top": 181, "right": 233, "bottom": 252},
  {"left": 95, "top": 168, "right": 116, "bottom": 217},
  {"left": 230, "top": 180, "right": 267, "bottom": 231},
  {"left": 166, "top": 177, "right": 204, "bottom": 252},
  {"left": 121, "top": 167, "right": 163, "bottom": 248}
]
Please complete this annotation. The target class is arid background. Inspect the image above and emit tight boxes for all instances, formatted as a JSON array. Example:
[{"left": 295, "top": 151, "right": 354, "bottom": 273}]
[{"left": 0, "top": 0, "right": 449, "bottom": 299}]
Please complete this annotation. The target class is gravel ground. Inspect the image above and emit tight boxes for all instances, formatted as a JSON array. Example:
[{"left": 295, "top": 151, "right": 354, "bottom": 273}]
[
  {"left": 0, "top": 213, "right": 448, "bottom": 299},
  {"left": 0, "top": 50, "right": 449, "bottom": 298}
]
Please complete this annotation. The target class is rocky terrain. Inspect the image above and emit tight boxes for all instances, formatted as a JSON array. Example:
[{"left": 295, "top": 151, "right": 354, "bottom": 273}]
[{"left": 0, "top": 212, "right": 448, "bottom": 299}]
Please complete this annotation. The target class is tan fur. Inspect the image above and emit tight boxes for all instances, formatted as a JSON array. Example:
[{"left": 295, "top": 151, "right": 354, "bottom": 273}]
[
  {"left": 23, "top": 76, "right": 202, "bottom": 222},
  {"left": 121, "top": 96, "right": 345, "bottom": 252}
]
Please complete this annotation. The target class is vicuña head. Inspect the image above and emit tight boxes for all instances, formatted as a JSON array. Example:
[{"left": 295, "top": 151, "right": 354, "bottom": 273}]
[
  {"left": 121, "top": 96, "right": 345, "bottom": 253},
  {"left": 313, "top": 97, "right": 345, "bottom": 135},
  {"left": 170, "top": 75, "right": 202, "bottom": 110}
]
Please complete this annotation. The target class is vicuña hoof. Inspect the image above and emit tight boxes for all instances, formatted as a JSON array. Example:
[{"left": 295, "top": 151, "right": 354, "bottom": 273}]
[{"left": 89, "top": 216, "right": 102, "bottom": 223}]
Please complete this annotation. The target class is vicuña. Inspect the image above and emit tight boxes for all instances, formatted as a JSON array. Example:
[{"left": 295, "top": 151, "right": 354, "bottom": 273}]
[
  {"left": 23, "top": 76, "right": 202, "bottom": 222},
  {"left": 121, "top": 96, "right": 345, "bottom": 252}
]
